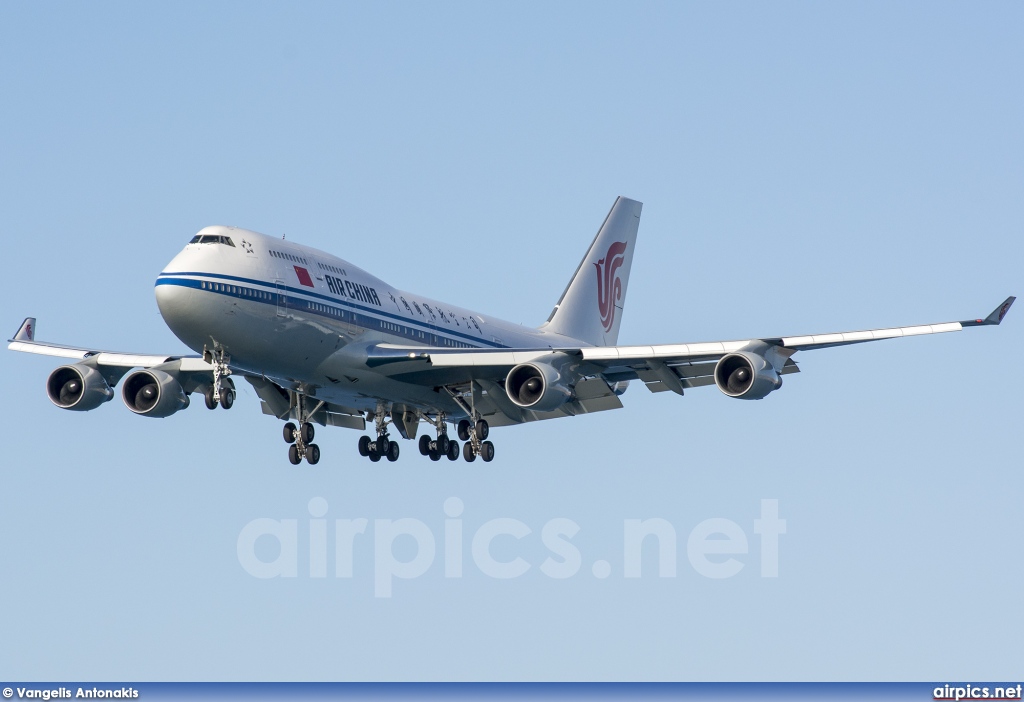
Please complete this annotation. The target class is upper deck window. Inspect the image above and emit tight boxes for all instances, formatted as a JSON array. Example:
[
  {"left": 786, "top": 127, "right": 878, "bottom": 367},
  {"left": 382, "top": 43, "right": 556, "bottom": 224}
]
[
  {"left": 270, "top": 249, "right": 308, "bottom": 265},
  {"left": 189, "top": 234, "right": 236, "bottom": 247}
]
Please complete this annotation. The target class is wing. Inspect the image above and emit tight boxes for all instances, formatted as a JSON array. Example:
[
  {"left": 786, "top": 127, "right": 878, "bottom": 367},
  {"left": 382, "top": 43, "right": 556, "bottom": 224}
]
[
  {"left": 367, "top": 296, "right": 1016, "bottom": 401},
  {"left": 8, "top": 317, "right": 213, "bottom": 374},
  {"left": 8, "top": 317, "right": 367, "bottom": 430}
]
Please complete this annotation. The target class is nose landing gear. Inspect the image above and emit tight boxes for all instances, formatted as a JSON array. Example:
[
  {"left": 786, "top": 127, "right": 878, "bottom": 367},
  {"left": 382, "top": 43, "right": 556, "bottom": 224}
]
[{"left": 202, "top": 346, "right": 236, "bottom": 410}]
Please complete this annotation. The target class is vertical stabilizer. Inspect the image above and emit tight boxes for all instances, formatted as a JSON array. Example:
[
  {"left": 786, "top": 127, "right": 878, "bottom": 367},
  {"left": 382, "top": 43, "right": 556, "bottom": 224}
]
[{"left": 540, "top": 197, "right": 642, "bottom": 346}]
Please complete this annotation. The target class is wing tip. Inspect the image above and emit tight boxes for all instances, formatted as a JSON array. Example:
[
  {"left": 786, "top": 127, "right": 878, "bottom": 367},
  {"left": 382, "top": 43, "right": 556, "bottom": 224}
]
[
  {"left": 11, "top": 317, "right": 36, "bottom": 342},
  {"left": 963, "top": 296, "right": 1015, "bottom": 327}
]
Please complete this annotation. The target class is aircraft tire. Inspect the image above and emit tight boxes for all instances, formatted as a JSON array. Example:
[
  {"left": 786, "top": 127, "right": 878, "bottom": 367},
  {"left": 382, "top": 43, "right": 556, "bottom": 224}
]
[
  {"left": 447, "top": 440, "right": 460, "bottom": 461},
  {"left": 288, "top": 444, "right": 301, "bottom": 465},
  {"left": 419, "top": 435, "right": 431, "bottom": 455},
  {"left": 475, "top": 419, "right": 489, "bottom": 440},
  {"left": 457, "top": 420, "right": 471, "bottom": 441},
  {"left": 307, "top": 444, "right": 320, "bottom": 465},
  {"left": 358, "top": 435, "right": 371, "bottom": 456},
  {"left": 387, "top": 442, "right": 400, "bottom": 462},
  {"left": 462, "top": 442, "right": 476, "bottom": 462},
  {"left": 221, "top": 389, "right": 235, "bottom": 409},
  {"left": 369, "top": 451, "right": 381, "bottom": 462},
  {"left": 480, "top": 441, "right": 495, "bottom": 462},
  {"left": 301, "top": 422, "right": 315, "bottom": 443},
  {"left": 204, "top": 387, "right": 218, "bottom": 410},
  {"left": 284, "top": 422, "right": 297, "bottom": 444}
]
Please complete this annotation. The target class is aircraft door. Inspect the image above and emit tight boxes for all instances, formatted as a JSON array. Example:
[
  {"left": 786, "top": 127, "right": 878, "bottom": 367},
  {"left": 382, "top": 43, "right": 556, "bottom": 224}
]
[{"left": 275, "top": 280, "right": 287, "bottom": 317}]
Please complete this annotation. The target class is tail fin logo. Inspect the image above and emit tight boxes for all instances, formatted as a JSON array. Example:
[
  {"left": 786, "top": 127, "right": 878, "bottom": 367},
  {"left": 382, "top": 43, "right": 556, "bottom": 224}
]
[
  {"left": 594, "top": 241, "right": 627, "bottom": 332},
  {"left": 999, "top": 301, "right": 1011, "bottom": 322}
]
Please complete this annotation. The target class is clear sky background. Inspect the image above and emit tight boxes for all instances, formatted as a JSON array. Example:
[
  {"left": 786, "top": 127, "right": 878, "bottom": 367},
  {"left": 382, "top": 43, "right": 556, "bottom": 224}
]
[{"left": 1, "top": 1, "right": 1021, "bottom": 682}]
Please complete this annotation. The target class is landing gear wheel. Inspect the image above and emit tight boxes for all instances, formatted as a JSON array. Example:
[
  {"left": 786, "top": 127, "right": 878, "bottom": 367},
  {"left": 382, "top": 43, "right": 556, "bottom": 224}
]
[
  {"left": 300, "top": 422, "right": 315, "bottom": 444},
  {"left": 358, "top": 435, "right": 371, "bottom": 456},
  {"left": 429, "top": 450, "right": 441, "bottom": 461},
  {"left": 475, "top": 419, "right": 489, "bottom": 440},
  {"left": 437, "top": 435, "right": 450, "bottom": 455},
  {"left": 387, "top": 442, "right": 400, "bottom": 462},
  {"left": 220, "top": 389, "right": 235, "bottom": 409},
  {"left": 306, "top": 444, "right": 320, "bottom": 465},
  {"left": 283, "top": 422, "right": 297, "bottom": 444},
  {"left": 288, "top": 444, "right": 301, "bottom": 465},
  {"left": 204, "top": 387, "right": 218, "bottom": 410},
  {"left": 463, "top": 442, "right": 476, "bottom": 462},
  {"left": 457, "top": 419, "right": 471, "bottom": 441},
  {"left": 447, "top": 440, "right": 460, "bottom": 461},
  {"left": 418, "top": 435, "right": 431, "bottom": 456},
  {"left": 480, "top": 440, "right": 495, "bottom": 462},
  {"left": 369, "top": 451, "right": 381, "bottom": 462},
  {"left": 376, "top": 436, "right": 390, "bottom": 455}
]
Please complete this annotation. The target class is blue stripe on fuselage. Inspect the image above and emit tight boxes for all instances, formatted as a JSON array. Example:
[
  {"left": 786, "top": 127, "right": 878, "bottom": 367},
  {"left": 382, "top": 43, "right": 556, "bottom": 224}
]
[{"left": 155, "top": 272, "right": 506, "bottom": 349}]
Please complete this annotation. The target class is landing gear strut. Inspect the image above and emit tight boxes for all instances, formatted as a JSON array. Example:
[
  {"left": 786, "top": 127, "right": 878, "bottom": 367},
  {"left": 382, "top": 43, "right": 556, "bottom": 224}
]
[{"left": 203, "top": 346, "right": 236, "bottom": 410}]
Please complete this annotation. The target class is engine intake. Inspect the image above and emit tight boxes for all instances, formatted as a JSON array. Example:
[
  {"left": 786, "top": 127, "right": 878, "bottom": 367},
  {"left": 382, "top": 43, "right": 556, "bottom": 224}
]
[
  {"left": 46, "top": 365, "right": 114, "bottom": 411},
  {"left": 122, "top": 369, "right": 189, "bottom": 417},
  {"left": 505, "top": 355, "right": 575, "bottom": 412},
  {"left": 714, "top": 352, "right": 782, "bottom": 400}
]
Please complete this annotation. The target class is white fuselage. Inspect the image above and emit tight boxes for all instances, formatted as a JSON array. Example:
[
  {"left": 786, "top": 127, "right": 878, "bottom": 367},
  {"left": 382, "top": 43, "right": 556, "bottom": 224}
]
[{"left": 154, "top": 226, "right": 578, "bottom": 417}]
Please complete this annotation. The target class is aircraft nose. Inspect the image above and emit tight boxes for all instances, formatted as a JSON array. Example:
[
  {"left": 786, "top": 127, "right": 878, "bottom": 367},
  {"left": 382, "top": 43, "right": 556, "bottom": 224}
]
[{"left": 155, "top": 276, "right": 194, "bottom": 325}]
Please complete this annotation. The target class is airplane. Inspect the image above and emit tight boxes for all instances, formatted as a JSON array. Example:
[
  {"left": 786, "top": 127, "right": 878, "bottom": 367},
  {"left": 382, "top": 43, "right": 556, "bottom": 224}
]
[{"left": 8, "top": 197, "right": 1015, "bottom": 465}]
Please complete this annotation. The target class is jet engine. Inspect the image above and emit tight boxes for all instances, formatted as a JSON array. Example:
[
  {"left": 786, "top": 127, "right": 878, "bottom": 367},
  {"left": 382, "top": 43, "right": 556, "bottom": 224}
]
[
  {"left": 122, "top": 369, "right": 189, "bottom": 417},
  {"left": 713, "top": 352, "right": 782, "bottom": 400},
  {"left": 504, "top": 355, "right": 575, "bottom": 412},
  {"left": 46, "top": 364, "right": 114, "bottom": 411}
]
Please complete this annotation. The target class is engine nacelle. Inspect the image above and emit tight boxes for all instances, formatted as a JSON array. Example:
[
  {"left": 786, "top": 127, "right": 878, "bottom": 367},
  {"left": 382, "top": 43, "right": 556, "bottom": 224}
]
[
  {"left": 714, "top": 352, "right": 782, "bottom": 400},
  {"left": 505, "top": 355, "right": 575, "bottom": 412},
  {"left": 122, "top": 369, "right": 189, "bottom": 418},
  {"left": 46, "top": 364, "right": 114, "bottom": 411}
]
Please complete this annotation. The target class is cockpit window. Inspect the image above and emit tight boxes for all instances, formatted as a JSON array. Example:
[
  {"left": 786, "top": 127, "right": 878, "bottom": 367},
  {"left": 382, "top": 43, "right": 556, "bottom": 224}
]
[{"left": 189, "top": 235, "right": 235, "bottom": 247}]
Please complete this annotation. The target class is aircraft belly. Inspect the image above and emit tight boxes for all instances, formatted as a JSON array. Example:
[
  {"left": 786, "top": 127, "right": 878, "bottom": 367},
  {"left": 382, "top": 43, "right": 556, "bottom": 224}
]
[{"left": 311, "top": 347, "right": 465, "bottom": 417}]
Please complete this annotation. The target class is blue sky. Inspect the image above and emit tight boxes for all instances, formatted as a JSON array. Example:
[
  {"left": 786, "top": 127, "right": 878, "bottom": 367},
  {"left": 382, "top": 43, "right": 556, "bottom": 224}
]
[{"left": 1, "top": 1, "right": 1021, "bottom": 681}]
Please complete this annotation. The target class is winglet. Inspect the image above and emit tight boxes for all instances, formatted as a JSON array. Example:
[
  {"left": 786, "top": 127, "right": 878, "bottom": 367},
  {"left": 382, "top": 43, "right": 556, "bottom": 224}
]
[
  {"left": 12, "top": 317, "right": 36, "bottom": 342},
  {"left": 962, "top": 297, "right": 1015, "bottom": 327}
]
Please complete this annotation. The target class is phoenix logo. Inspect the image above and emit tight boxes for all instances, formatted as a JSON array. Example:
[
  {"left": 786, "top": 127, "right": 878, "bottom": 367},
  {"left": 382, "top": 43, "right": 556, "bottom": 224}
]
[
  {"left": 594, "top": 241, "right": 627, "bottom": 332},
  {"left": 999, "top": 301, "right": 1011, "bottom": 322}
]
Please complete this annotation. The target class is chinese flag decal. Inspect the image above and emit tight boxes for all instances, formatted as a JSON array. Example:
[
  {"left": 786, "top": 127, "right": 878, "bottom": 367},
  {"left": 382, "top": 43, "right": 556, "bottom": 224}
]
[{"left": 294, "top": 266, "right": 314, "bottom": 288}]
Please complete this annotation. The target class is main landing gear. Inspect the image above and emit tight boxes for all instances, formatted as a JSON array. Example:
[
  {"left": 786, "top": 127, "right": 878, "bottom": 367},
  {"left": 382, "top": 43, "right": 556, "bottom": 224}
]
[
  {"left": 357, "top": 405, "right": 399, "bottom": 462},
  {"left": 456, "top": 418, "right": 494, "bottom": 463},
  {"left": 281, "top": 392, "right": 322, "bottom": 465},
  {"left": 443, "top": 383, "right": 496, "bottom": 463},
  {"left": 418, "top": 414, "right": 460, "bottom": 462},
  {"left": 283, "top": 421, "right": 321, "bottom": 465}
]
